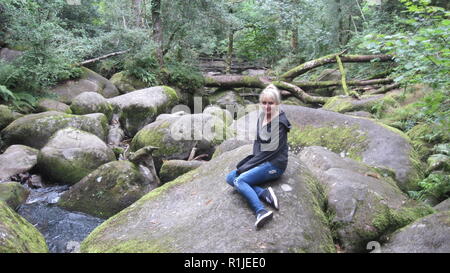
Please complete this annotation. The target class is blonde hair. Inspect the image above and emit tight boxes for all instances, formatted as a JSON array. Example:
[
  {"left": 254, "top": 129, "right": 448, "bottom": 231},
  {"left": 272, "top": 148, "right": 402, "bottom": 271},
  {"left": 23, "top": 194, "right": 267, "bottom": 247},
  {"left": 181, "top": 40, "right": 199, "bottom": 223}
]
[{"left": 259, "top": 84, "right": 281, "bottom": 105}]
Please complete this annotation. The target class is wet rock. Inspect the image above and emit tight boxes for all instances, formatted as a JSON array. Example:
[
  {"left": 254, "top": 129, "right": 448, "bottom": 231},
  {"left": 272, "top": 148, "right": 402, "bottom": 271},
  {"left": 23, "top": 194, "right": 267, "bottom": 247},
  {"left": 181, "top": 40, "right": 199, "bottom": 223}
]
[
  {"left": 0, "top": 182, "right": 30, "bottom": 210},
  {"left": 0, "top": 201, "right": 48, "bottom": 253}
]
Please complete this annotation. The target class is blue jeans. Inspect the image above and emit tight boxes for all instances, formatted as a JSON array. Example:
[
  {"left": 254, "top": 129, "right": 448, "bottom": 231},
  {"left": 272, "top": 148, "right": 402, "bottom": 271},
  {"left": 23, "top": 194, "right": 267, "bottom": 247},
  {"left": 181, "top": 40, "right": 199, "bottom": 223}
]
[{"left": 226, "top": 161, "right": 284, "bottom": 215}]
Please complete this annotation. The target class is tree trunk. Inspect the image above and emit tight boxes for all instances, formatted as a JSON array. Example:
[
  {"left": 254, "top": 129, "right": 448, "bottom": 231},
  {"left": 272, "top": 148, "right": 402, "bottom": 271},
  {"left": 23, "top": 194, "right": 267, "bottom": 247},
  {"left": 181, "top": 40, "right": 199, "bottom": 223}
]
[
  {"left": 151, "top": 0, "right": 164, "bottom": 67},
  {"left": 280, "top": 53, "right": 394, "bottom": 81},
  {"left": 293, "top": 78, "right": 393, "bottom": 89},
  {"left": 226, "top": 29, "right": 235, "bottom": 75},
  {"left": 132, "top": 0, "right": 143, "bottom": 28},
  {"left": 291, "top": 26, "right": 299, "bottom": 52}
]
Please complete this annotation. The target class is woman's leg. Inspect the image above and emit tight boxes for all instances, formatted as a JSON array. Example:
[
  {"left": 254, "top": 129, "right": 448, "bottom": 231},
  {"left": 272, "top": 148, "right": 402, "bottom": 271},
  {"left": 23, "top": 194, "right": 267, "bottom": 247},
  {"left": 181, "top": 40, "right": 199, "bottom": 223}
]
[{"left": 231, "top": 162, "right": 283, "bottom": 214}]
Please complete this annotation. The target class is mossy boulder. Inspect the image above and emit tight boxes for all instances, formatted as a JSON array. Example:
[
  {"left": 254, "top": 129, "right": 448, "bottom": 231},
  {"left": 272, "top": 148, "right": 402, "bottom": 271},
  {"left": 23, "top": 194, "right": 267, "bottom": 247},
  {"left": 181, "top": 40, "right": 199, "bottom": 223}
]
[
  {"left": 322, "top": 93, "right": 396, "bottom": 114},
  {"left": 80, "top": 145, "right": 335, "bottom": 253},
  {"left": 110, "top": 71, "right": 147, "bottom": 94},
  {"left": 0, "top": 201, "right": 48, "bottom": 253},
  {"left": 36, "top": 99, "right": 72, "bottom": 114},
  {"left": 159, "top": 160, "right": 204, "bottom": 183},
  {"left": 48, "top": 67, "right": 119, "bottom": 104},
  {"left": 70, "top": 92, "right": 113, "bottom": 121},
  {"left": 208, "top": 90, "right": 245, "bottom": 109},
  {"left": 380, "top": 211, "right": 450, "bottom": 253},
  {"left": 0, "top": 182, "right": 30, "bottom": 210},
  {"left": 299, "top": 146, "right": 434, "bottom": 252},
  {"left": 37, "top": 128, "right": 116, "bottom": 185},
  {"left": 1, "top": 111, "right": 109, "bottom": 149},
  {"left": 107, "top": 86, "right": 180, "bottom": 136},
  {"left": 203, "top": 105, "right": 233, "bottom": 127},
  {"left": 131, "top": 113, "right": 233, "bottom": 170},
  {"left": 0, "top": 105, "right": 15, "bottom": 131},
  {"left": 58, "top": 160, "right": 155, "bottom": 219},
  {"left": 234, "top": 105, "right": 422, "bottom": 192},
  {"left": 0, "top": 145, "right": 38, "bottom": 182}
]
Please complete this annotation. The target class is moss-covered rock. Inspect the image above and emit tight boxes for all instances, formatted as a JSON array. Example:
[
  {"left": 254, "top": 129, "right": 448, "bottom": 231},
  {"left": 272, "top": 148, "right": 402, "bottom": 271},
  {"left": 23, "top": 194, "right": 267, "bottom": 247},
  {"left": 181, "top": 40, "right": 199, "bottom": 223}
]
[
  {"left": 159, "top": 160, "right": 204, "bottom": 183},
  {"left": 107, "top": 86, "right": 180, "bottom": 136},
  {"left": 36, "top": 99, "right": 72, "bottom": 114},
  {"left": 0, "top": 145, "right": 39, "bottom": 182},
  {"left": 81, "top": 145, "right": 335, "bottom": 253},
  {"left": 203, "top": 105, "right": 233, "bottom": 126},
  {"left": 70, "top": 92, "right": 113, "bottom": 121},
  {"left": 48, "top": 66, "right": 120, "bottom": 104},
  {"left": 0, "top": 182, "right": 30, "bottom": 210},
  {"left": 380, "top": 211, "right": 450, "bottom": 253},
  {"left": 38, "top": 128, "right": 116, "bottom": 185},
  {"left": 0, "top": 201, "right": 48, "bottom": 253},
  {"left": 1, "top": 111, "right": 109, "bottom": 149},
  {"left": 233, "top": 105, "right": 422, "bottom": 191},
  {"left": 110, "top": 71, "right": 147, "bottom": 94},
  {"left": 208, "top": 90, "right": 245, "bottom": 109},
  {"left": 58, "top": 160, "right": 154, "bottom": 219},
  {"left": 299, "top": 146, "right": 434, "bottom": 252},
  {"left": 0, "top": 105, "right": 15, "bottom": 131},
  {"left": 131, "top": 113, "right": 233, "bottom": 170},
  {"left": 322, "top": 94, "right": 396, "bottom": 114}
]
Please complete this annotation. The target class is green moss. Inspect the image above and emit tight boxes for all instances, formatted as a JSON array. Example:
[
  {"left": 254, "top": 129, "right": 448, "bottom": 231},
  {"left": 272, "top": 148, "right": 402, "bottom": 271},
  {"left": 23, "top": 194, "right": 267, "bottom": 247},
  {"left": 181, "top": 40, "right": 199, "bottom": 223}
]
[
  {"left": 0, "top": 201, "right": 48, "bottom": 253},
  {"left": 130, "top": 121, "right": 182, "bottom": 158},
  {"left": 80, "top": 170, "right": 197, "bottom": 253},
  {"left": 288, "top": 124, "right": 368, "bottom": 161},
  {"left": 322, "top": 97, "right": 354, "bottom": 113},
  {"left": 162, "top": 86, "right": 179, "bottom": 104},
  {"left": 372, "top": 204, "right": 435, "bottom": 236},
  {"left": 0, "top": 182, "right": 30, "bottom": 210}
]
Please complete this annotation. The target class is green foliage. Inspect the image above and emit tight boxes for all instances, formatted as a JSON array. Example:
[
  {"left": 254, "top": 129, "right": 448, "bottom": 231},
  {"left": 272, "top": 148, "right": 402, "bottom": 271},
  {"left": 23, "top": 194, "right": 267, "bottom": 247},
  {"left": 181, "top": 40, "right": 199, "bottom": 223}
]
[{"left": 409, "top": 172, "right": 450, "bottom": 202}]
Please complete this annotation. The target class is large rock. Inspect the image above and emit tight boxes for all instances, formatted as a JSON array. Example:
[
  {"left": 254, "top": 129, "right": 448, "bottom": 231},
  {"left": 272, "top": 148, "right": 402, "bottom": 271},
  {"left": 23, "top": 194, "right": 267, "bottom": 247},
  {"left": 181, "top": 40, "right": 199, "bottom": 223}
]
[
  {"left": 48, "top": 67, "right": 119, "bottom": 104},
  {"left": 0, "top": 145, "right": 38, "bottom": 182},
  {"left": 234, "top": 105, "right": 422, "bottom": 191},
  {"left": 380, "top": 211, "right": 450, "bottom": 253},
  {"left": 159, "top": 160, "right": 204, "bottom": 183},
  {"left": 0, "top": 201, "right": 48, "bottom": 253},
  {"left": 109, "top": 71, "right": 147, "bottom": 94},
  {"left": 131, "top": 113, "right": 233, "bottom": 170},
  {"left": 434, "top": 198, "right": 450, "bottom": 212},
  {"left": 208, "top": 90, "right": 245, "bottom": 109},
  {"left": 36, "top": 99, "right": 72, "bottom": 114},
  {"left": 80, "top": 145, "right": 335, "bottom": 253},
  {"left": 70, "top": 92, "right": 113, "bottom": 120},
  {"left": 58, "top": 160, "right": 155, "bottom": 219},
  {"left": 108, "top": 86, "right": 180, "bottom": 136},
  {"left": 0, "top": 105, "right": 15, "bottom": 131},
  {"left": 0, "top": 48, "right": 23, "bottom": 62},
  {"left": 37, "top": 128, "right": 116, "bottom": 185},
  {"left": 0, "top": 182, "right": 30, "bottom": 210},
  {"left": 299, "top": 146, "right": 433, "bottom": 252},
  {"left": 1, "top": 111, "right": 108, "bottom": 149}
]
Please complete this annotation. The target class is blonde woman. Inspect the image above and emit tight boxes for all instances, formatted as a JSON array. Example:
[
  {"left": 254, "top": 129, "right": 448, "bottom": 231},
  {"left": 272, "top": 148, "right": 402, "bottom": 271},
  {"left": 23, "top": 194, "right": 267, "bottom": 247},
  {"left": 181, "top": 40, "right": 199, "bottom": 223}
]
[{"left": 226, "top": 84, "right": 292, "bottom": 229}]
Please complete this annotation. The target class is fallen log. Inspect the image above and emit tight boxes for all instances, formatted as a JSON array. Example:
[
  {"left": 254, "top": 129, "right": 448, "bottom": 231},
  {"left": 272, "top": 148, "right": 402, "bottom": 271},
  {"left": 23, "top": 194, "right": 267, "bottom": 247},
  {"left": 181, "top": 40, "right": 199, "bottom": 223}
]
[
  {"left": 77, "top": 49, "right": 131, "bottom": 66},
  {"left": 293, "top": 78, "right": 393, "bottom": 89},
  {"left": 280, "top": 54, "right": 394, "bottom": 81}
]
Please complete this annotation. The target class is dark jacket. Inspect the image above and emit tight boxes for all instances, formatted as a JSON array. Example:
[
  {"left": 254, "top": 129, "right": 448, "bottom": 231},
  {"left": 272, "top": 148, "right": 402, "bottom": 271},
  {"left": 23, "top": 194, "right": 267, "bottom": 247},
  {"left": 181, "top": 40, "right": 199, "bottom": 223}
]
[{"left": 236, "top": 110, "right": 291, "bottom": 175}]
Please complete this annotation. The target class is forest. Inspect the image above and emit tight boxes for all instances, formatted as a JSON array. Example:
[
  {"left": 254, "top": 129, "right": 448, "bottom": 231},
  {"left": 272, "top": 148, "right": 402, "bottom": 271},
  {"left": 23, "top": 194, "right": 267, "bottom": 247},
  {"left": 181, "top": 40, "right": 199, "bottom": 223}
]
[{"left": 0, "top": 0, "right": 449, "bottom": 253}]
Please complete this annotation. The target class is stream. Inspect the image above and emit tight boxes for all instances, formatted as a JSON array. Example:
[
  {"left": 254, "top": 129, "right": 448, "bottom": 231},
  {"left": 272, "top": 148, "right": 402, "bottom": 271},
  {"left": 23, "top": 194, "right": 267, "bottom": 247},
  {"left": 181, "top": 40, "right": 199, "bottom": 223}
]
[{"left": 17, "top": 184, "right": 104, "bottom": 253}]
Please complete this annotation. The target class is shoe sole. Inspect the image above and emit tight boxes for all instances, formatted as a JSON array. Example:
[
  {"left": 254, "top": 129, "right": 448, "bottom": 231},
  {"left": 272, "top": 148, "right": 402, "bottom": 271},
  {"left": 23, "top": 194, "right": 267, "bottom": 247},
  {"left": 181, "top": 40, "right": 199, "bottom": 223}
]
[
  {"left": 268, "top": 187, "right": 279, "bottom": 210},
  {"left": 255, "top": 211, "right": 273, "bottom": 229}
]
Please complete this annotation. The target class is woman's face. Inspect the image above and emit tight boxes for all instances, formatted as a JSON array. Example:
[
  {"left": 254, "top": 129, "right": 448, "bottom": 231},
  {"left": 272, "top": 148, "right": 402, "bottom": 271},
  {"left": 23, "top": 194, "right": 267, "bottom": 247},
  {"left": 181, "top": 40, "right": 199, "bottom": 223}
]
[{"left": 260, "top": 95, "right": 277, "bottom": 115}]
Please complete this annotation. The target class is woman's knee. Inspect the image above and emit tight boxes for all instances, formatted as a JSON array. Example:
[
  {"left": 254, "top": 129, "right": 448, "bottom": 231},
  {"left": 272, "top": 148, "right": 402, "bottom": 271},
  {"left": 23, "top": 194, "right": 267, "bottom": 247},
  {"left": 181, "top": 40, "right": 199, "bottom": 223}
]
[{"left": 226, "top": 170, "right": 237, "bottom": 186}]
